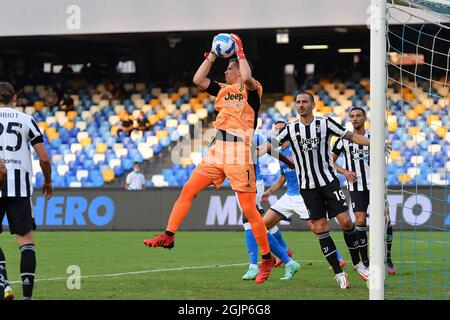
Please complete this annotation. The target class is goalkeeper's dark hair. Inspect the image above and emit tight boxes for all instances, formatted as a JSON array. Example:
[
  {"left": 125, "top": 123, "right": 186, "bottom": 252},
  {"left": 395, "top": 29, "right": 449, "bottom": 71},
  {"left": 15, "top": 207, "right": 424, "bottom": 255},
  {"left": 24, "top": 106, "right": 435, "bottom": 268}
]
[
  {"left": 349, "top": 106, "right": 366, "bottom": 116},
  {"left": 229, "top": 58, "right": 253, "bottom": 73}
]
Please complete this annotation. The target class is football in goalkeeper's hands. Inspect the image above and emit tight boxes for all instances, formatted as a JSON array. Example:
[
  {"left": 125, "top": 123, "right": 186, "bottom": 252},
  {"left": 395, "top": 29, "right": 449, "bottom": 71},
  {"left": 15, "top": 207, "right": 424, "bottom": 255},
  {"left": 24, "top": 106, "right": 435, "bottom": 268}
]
[{"left": 212, "top": 33, "right": 235, "bottom": 58}]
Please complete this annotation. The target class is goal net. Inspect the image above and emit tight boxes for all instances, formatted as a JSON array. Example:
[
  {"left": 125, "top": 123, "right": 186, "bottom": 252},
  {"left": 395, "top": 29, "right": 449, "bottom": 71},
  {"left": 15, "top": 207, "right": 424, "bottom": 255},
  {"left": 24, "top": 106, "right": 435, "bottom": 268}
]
[{"left": 383, "top": 0, "right": 449, "bottom": 299}]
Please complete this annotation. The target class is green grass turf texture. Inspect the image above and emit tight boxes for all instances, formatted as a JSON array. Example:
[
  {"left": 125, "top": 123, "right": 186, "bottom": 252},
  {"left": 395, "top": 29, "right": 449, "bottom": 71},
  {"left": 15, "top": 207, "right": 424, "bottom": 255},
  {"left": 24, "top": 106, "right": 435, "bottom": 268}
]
[{"left": 0, "top": 231, "right": 447, "bottom": 300}]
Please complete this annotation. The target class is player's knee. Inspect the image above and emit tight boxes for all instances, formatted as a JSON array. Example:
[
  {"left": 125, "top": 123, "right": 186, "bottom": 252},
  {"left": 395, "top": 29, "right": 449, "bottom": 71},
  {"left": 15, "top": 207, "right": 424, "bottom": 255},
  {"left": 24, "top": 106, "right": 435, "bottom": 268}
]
[
  {"left": 307, "top": 220, "right": 316, "bottom": 233},
  {"left": 340, "top": 218, "right": 354, "bottom": 230},
  {"left": 355, "top": 215, "right": 367, "bottom": 226}
]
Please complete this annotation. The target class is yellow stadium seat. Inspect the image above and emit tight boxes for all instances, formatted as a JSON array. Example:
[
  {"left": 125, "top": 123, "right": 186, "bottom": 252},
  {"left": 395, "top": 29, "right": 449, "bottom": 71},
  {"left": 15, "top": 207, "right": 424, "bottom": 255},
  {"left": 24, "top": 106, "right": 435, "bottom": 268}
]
[
  {"left": 157, "top": 109, "right": 168, "bottom": 119},
  {"left": 322, "top": 107, "right": 333, "bottom": 115},
  {"left": 435, "top": 127, "right": 448, "bottom": 139},
  {"left": 406, "top": 110, "right": 418, "bottom": 121},
  {"left": 45, "top": 127, "right": 57, "bottom": 135},
  {"left": 197, "top": 92, "right": 209, "bottom": 100},
  {"left": 67, "top": 111, "right": 78, "bottom": 121},
  {"left": 148, "top": 114, "right": 158, "bottom": 125},
  {"left": 390, "top": 151, "right": 401, "bottom": 160},
  {"left": 414, "top": 104, "right": 425, "bottom": 115},
  {"left": 192, "top": 103, "right": 204, "bottom": 111},
  {"left": 316, "top": 101, "right": 325, "bottom": 109},
  {"left": 387, "top": 122, "right": 398, "bottom": 133},
  {"left": 189, "top": 98, "right": 199, "bottom": 104},
  {"left": 96, "top": 143, "right": 108, "bottom": 154},
  {"left": 408, "top": 127, "right": 421, "bottom": 136},
  {"left": 34, "top": 101, "right": 44, "bottom": 111},
  {"left": 283, "top": 95, "right": 295, "bottom": 103},
  {"left": 180, "top": 157, "right": 193, "bottom": 168},
  {"left": 427, "top": 114, "right": 440, "bottom": 123},
  {"left": 398, "top": 174, "right": 411, "bottom": 185},
  {"left": 170, "top": 93, "right": 181, "bottom": 100},
  {"left": 64, "top": 121, "right": 75, "bottom": 130},
  {"left": 47, "top": 132, "right": 60, "bottom": 142},
  {"left": 150, "top": 98, "right": 161, "bottom": 107},
  {"left": 404, "top": 92, "right": 414, "bottom": 103},
  {"left": 156, "top": 130, "right": 168, "bottom": 140},
  {"left": 38, "top": 121, "right": 48, "bottom": 130},
  {"left": 80, "top": 137, "right": 92, "bottom": 147},
  {"left": 102, "top": 170, "right": 115, "bottom": 183}
]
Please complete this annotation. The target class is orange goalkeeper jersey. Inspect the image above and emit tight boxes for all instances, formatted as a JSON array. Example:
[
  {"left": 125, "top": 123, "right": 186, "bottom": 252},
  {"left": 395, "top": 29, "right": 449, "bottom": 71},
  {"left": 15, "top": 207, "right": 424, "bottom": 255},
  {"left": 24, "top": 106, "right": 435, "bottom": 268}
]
[{"left": 205, "top": 80, "right": 262, "bottom": 141}]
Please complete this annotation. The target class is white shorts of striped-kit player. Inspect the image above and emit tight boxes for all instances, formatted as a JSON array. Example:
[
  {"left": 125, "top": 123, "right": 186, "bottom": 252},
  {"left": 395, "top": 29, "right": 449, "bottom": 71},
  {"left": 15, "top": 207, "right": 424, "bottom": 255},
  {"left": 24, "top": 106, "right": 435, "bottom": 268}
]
[{"left": 271, "top": 194, "right": 309, "bottom": 220}]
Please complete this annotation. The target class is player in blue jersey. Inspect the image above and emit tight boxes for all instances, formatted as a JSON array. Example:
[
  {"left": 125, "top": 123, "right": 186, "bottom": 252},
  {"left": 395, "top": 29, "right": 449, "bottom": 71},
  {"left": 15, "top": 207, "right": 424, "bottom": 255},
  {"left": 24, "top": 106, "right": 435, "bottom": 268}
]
[
  {"left": 261, "top": 121, "right": 346, "bottom": 273},
  {"left": 241, "top": 130, "right": 301, "bottom": 281}
]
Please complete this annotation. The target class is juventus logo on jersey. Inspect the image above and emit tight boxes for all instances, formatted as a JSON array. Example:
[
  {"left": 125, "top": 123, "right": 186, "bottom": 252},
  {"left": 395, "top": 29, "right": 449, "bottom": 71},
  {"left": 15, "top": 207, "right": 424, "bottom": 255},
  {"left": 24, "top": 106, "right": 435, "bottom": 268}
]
[
  {"left": 322, "top": 247, "right": 329, "bottom": 254},
  {"left": 239, "top": 84, "right": 244, "bottom": 92}
]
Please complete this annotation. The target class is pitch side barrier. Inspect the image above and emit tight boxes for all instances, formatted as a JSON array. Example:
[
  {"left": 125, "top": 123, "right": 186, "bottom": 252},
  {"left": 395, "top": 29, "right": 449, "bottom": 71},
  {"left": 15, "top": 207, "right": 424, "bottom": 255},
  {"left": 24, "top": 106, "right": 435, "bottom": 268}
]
[{"left": 1, "top": 187, "right": 447, "bottom": 231}]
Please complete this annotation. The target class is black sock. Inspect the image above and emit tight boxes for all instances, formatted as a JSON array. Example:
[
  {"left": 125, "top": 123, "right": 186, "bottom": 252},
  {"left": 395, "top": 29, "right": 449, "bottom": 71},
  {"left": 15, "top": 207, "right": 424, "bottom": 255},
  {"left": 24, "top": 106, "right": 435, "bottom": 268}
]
[
  {"left": 261, "top": 253, "right": 271, "bottom": 260},
  {"left": 0, "top": 247, "right": 9, "bottom": 286},
  {"left": 355, "top": 225, "right": 369, "bottom": 267},
  {"left": 0, "top": 266, "right": 4, "bottom": 301},
  {"left": 386, "top": 223, "right": 393, "bottom": 261},
  {"left": 317, "top": 232, "right": 342, "bottom": 274},
  {"left": 20, "top": 244, "right": 36, "bottom": 300},
  {"left": 165, "top": 231, "right": 174, "bottom": 237},
  {"left": 343, "top": 225, "right": 361, "bottom": 266}
]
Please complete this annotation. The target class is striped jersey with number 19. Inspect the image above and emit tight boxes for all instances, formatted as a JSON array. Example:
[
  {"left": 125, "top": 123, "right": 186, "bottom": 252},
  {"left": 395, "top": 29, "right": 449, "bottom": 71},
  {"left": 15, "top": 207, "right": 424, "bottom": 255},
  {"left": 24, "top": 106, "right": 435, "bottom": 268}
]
[
  {"left": 332, "top": 130, "right": 370, "bottom": 191},
  {"left": 0, "top": 107, "right": 44, "bottom": 197},
  {"left": 273, "top": 116, "right": 349, "bottom": 190}
]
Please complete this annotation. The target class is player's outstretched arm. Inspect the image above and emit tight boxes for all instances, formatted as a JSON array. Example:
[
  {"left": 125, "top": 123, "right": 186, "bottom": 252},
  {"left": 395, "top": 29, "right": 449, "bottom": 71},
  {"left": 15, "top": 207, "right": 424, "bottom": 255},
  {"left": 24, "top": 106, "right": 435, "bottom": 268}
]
[
  {"left": 256, "top": 141, "right": 294, "bottom": 169},
  {"left": 230, "top": 34, "right": 257, "bottom": 91},
  {"left": 343, "top": 131, "right": 370, "bottom": 146},
  {"left": 261, "top": 175, "right": 286, "bottom": 203},
  {"left": 0, "top": 159, "right": 6, "bottom": 189},
  {"left": 34, "top": 142, "right": 53, "bottom": 200},
  {"left": 193, "top": 44, "right": 217, "bottom": 90}
]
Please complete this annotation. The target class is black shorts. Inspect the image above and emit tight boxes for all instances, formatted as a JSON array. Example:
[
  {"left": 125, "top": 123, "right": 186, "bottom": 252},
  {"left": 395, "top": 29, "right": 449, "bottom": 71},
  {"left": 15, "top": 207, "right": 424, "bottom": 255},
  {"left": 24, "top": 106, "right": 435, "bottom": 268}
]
[
  {"left": 349, "top": 191, "right": 369, "bottom": 213},
  {"left": 0, "top": 197, "right": 36, "bottom": 236},
  {"left": 301, "top": 179, "right": 348, "bottom": 221}
]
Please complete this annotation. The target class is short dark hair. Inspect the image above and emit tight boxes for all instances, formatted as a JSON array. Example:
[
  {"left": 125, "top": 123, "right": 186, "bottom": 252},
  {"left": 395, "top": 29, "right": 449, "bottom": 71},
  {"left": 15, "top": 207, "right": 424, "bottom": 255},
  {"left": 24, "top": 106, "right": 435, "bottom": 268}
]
[
  {"left": 274, "top": 120, "right": 286, "bottom": 125},
  {"left": 349, "top": 106, "right": 366, "bottom": 116},
  {"left": 134, "top": 161, "right": 141, "bottom": 166},
  {"left": 0, "top": 82, "right": 15, "bottom": 105},
  {"left": 229, "top": 58, "right": 253, "bottom": 73},
  {"left": 297, "top": 91, "right": 315, "bottom": 103}
]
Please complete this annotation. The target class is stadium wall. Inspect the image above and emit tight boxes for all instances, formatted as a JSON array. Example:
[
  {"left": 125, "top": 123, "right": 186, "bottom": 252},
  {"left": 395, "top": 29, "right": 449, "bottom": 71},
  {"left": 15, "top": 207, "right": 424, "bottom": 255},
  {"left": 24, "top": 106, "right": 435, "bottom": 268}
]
[
  {"left": 1, "top": 187, "right": 447, "bottom": 231},
  {"left": 0, "top": 0, "right": 435, "bottom": 37}
]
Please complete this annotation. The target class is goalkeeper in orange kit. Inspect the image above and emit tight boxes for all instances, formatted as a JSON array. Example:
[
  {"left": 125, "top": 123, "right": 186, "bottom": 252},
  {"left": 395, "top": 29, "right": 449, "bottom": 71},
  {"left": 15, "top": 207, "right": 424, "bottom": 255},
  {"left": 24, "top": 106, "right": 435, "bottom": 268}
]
[{"left": 143, "top": 34, "right": 292, "bottom": 284}]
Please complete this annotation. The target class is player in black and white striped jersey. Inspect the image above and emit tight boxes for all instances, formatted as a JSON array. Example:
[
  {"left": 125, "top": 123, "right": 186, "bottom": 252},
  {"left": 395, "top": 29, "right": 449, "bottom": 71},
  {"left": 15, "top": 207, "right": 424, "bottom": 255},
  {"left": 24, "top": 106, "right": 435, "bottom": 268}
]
[
  {"left": 332, "top": 107, "right": 370, "bottom": 269},
  {"left": 259, "top": 92, "right": 371, "bottom": 289},
  {"left": 332, "top": 107, "right": 396, "bottom": 274},
  {"left": 0, "top": 82, "right": 52, "bottom": 300}
]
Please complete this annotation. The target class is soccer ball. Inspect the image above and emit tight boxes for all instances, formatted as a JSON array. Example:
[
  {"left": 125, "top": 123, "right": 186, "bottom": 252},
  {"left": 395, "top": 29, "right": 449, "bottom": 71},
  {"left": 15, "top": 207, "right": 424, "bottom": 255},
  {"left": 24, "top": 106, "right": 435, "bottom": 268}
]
[{"left": 212, "top": 33, "right": 235, "bottom": 58}]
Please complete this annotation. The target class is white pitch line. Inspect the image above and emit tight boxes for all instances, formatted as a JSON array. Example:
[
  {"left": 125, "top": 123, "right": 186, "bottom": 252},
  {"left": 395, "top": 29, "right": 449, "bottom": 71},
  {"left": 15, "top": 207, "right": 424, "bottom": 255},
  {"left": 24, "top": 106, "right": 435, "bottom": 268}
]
[
  {"left": 7, "top": 258, "right": 445, "bottom": 284},
  {"left": 8, "top": 262, "right": 249, "bottom": 284}
]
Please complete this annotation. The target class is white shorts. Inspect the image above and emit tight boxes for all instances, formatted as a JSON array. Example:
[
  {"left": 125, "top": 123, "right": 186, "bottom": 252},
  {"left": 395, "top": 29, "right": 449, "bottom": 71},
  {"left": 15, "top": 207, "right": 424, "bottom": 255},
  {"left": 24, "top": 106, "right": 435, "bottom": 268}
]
[
  {"left": 255, "top": 179, "right": 265, "bottom": 210},
  {"left": 270, "top": 194, "right": 309, "bottom": 221}
]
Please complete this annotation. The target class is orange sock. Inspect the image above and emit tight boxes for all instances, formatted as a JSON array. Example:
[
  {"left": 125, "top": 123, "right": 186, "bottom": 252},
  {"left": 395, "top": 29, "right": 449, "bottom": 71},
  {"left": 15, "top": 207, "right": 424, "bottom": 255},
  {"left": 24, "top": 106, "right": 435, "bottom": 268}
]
[
  {"left": 166, "top": 172, "right": 213, "bottom": 233},
  {"left": 236, "top": 191, "right": 270, "bottom": 255}
]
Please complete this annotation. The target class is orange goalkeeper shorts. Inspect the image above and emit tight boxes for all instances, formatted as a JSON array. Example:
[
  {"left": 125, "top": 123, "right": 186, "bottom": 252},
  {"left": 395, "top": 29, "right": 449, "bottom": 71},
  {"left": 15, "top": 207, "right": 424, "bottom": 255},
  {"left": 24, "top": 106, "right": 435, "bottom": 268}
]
[{"left": 195, "top": 139, "right": 256, "bottom": 192}]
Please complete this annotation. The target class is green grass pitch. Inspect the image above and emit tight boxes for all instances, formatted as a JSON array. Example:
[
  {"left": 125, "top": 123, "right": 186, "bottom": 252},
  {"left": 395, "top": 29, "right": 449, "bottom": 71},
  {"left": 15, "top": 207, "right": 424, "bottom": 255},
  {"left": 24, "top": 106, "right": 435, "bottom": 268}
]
[{"left": 0, "top": 231, "right": 447, "bottom": 300}]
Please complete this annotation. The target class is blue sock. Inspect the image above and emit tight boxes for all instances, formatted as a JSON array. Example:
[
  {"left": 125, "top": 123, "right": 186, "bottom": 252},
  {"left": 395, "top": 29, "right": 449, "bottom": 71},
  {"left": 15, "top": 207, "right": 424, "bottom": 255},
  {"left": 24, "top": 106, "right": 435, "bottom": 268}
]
[
  {"left": 267, "top": 232, "right": 290, "bottom": 264},
  {"left": 271, "top": 229, "right": 288, "bottom": 252},
  {"left": 336, "top": 248, "right": 343, "bottom": 261},
  {"left": 245, "top": 230, "right": 258, "bottom": 265}
]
